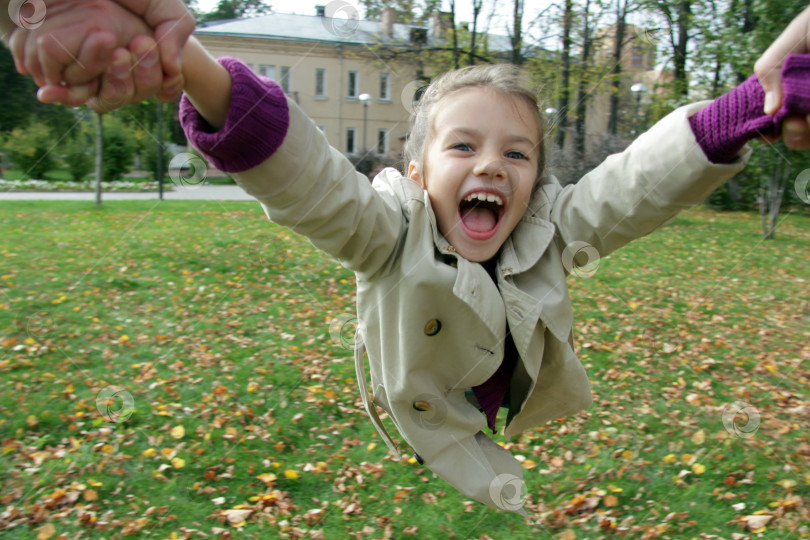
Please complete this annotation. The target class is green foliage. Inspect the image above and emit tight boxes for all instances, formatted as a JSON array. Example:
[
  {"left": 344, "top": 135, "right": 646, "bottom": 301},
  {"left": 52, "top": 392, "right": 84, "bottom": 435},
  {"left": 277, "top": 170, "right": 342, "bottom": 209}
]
[
  {"left": 361, "top": 0, "right": 440, "bottom": 24},
  {"left": 142, "top": 142, "right": 172, "bottom": 182},
  {"left": 2, "top": 122, "right": 56, "bottom": 179},
  {"left": 61, "top": 122, "right": 95, "bottom": 182},
  {"left": 0, "top": 44, "right": 79, "bottom": 135},
  {"left": 198, "top": 0, "right": 271, "bottom": 22},
  {"left": 101, "top": 115, "right": 136, "bottom": 181}
]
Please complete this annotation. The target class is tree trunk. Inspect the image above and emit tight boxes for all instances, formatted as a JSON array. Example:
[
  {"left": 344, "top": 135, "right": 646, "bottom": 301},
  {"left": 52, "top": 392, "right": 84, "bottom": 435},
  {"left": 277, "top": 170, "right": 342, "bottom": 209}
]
[
  {"left": 467, "top": 0, "right": 483, "bottom": 66},
  {"left": 510, "top": 0, "right": 524, "bottom": 65},
  {"left": 574, "top": 0, "right": 593, "bottom": 155},
  {"left": 672, "top": 0, "right": 691, "bottom": 99},
  {"left": 557, "top": 0, "right": 572, "bottom": 149},
  {"left": 450, "top": 0, "right": 460, "bottom": 69},
  {"left": 760, "top": 160, "right": 789, "bottom": 239},
  {"left": 95, "top": 112, "right": 103, "bottom": 206},
  {"left": 608, "top": 1, "right": 627, "bottom": 135}
]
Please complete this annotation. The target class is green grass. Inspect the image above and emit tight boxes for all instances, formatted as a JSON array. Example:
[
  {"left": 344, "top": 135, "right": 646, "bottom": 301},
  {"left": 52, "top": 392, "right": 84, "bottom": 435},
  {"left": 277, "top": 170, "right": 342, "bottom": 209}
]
[{"left": 0, "top": 201, "right": 807, "bottom": 539}]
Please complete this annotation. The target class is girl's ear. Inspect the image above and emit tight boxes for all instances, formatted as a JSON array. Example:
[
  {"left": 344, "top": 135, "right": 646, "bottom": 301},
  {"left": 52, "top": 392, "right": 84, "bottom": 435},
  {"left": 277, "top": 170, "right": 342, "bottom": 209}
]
[{"left": 407, "top": 161, "right": 424, "bottom": 187}]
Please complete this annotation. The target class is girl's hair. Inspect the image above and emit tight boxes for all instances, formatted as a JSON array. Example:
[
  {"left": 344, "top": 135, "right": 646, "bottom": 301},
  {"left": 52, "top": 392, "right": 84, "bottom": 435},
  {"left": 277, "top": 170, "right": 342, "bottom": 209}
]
[{"left": 403, "top": 63, "right": 549, "bottom": 189}]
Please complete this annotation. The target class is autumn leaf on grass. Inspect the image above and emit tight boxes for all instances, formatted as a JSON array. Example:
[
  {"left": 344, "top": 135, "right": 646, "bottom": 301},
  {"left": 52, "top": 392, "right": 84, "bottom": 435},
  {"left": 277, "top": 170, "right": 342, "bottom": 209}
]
[
  {"left": 742, "top": 514, "right": 773, "bottom": 531},
  {"left": 256, "top": 473, "right": 277, "bottom": 486},
  {"left": 170, "top": 425, "right": 185, "bottom": 439},
  {"left": 223, "top": 508, "right": 253, "bottom": 526}
]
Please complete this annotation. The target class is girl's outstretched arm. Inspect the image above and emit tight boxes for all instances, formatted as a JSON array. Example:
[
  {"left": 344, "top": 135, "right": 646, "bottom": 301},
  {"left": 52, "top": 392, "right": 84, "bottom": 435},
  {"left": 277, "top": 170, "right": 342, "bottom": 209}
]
[{"left": 177, "top": 36, "right": 233, "bottom": 131}]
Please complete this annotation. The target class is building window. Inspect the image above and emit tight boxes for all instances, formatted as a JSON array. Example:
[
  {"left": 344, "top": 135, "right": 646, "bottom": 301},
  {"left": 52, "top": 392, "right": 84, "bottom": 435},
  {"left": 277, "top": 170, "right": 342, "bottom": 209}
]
[
  {"left": 379, "top": 73, "right": 390, "bottom": 101},
  {"left": 346, "top": 127, "right": 358, "bottom": 154},
  {"left": 347, "top": 71, "right": 358, "bottom": 98},
  {"left": 377, "top": 129, "right": 388, "bottom": 155},
  {"left": 258, "top": 64, "right": 276, "bottom": 80},
  {"left": 315, "top": 68, "right": 326, "bottom": 97},
  {"left": 281, "top": 66, "right": 291, "bottom": 93}
]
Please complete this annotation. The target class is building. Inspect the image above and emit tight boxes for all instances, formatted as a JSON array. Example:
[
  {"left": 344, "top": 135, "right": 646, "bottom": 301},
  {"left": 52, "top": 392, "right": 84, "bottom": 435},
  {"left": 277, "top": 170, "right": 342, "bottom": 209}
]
[{"left": 194, "top": 6, "right": 454, "bottom": 171}]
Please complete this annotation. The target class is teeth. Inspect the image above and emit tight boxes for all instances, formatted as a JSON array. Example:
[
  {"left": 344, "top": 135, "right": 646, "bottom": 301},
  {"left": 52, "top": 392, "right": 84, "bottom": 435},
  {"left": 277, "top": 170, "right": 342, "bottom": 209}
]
[{"left": 464, "top": 192, "right": 503, "bottom": 206}]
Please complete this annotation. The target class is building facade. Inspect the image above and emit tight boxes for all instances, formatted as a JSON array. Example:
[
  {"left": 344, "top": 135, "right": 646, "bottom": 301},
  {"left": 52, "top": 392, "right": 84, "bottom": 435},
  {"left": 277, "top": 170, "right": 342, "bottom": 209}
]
[{"left": 195, "top": 7, "right": 443, "bottom": 171}]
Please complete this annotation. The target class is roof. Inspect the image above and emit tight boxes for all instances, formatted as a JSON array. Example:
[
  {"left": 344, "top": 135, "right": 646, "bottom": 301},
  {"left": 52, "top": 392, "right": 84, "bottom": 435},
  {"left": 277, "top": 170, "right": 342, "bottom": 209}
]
[
  {"left": 195, "top": 11, "right": 515, "bottom": 53},
  {"left": 196, "top": 12, "right": 419, "bottom": 46}
]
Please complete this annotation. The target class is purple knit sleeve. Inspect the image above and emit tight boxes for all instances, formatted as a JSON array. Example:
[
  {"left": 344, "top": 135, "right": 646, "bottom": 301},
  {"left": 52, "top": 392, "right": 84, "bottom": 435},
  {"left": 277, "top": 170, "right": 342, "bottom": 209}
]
[
  {"left": 179, "top": 57, "right": 289, "bottom": 173},
  {"left": 688, "top": 54, "right": 810, "bottom": 164}
]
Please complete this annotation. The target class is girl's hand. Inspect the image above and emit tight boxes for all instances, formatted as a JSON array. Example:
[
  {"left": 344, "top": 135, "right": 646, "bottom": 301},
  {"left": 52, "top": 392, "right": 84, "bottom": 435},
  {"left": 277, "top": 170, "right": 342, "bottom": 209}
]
[{"left": 755, "top": 5, "right": 810, "bottom": 149}]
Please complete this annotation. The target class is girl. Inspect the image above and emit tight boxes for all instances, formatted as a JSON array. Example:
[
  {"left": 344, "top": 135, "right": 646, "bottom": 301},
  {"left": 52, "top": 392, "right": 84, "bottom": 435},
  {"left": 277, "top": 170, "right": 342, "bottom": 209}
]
[{"left": 7, "top": 1, "right": 810, "bottom": 514}]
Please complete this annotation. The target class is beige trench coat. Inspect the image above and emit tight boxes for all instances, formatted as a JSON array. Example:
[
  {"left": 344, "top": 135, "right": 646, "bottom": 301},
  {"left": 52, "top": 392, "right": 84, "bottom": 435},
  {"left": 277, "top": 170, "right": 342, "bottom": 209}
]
[{"left": 233, "top": 99, "right": 749, "bottom": 513}]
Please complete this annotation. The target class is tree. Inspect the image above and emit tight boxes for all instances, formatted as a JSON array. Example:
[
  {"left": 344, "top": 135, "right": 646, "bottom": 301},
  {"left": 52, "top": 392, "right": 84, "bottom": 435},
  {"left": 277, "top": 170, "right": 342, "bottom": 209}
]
[
  {"left": 0, "top": 44, "right": 77, "bottom": 135},
  {"left": 509, "top": 0, "right": 525, "bottom": 65},
  {"left": 573, "top": 0, "right": 600, "bottom": 155},
  {"left": 556, "top": 0, "right": 573, "bottom": 148},
  {"left": 101, "top": 115, "right": 137, "bottom": 181},
  {"left": 3, "top": 122, "right": 56, "bottom": 179},
  {"left": 607, "top": 0, "right": 642, "bottom": 134},
  {"left": 199, "top": 0, "right": 272, "bottom": 23},
  {"left": 361, "top": 0, "right": 439, "bottom": 24}
]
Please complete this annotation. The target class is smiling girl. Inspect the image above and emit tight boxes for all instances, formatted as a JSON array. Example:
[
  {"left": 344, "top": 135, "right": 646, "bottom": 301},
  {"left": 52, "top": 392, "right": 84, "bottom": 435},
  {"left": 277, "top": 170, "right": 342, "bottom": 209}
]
[{"left": 8, "top": 0, "right": 810, "bottom": 513}]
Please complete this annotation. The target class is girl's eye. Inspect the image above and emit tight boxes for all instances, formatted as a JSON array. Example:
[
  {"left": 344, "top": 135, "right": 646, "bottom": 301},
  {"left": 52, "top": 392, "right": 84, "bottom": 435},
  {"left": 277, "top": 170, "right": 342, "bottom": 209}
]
[
  {"left": 451, "top": 143, "right": 473, "bottom": 151},
  {"left": 506, "top": 150, "right": 528, "bottom": 160}
]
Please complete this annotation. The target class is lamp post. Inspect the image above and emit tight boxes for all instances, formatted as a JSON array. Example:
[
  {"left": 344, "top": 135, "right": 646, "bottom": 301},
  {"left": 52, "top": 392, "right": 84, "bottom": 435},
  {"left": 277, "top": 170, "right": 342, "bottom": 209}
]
[
  {"left": 359, "top": 93, "right": 372, "bottom": 153},
  {"left": 630, "top": 83, "right": 647, "bottom": 135}
]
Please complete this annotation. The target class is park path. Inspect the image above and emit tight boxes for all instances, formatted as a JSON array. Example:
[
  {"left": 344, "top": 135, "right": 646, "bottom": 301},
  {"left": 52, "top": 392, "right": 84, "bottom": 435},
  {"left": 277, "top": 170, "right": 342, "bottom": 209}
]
[{"left": 0, "top": 185, "right": 256, "bottom": 201}]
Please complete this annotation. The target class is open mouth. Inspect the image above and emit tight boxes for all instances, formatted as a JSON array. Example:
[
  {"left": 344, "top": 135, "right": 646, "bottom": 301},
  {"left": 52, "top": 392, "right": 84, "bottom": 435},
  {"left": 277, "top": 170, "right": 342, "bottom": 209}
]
[{"left": 458, "top": 191, "right": 505, "bottom": 240}]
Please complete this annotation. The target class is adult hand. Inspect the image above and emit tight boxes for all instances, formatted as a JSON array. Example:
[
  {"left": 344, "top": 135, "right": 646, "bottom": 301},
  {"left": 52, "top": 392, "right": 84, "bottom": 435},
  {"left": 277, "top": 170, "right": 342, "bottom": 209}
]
[
  {"left": 37, "top": 35, "right": 173, "bottom": 113},
  {"left": 5, "top": 0, "right": 192, "bottom": 102},
  {"left": 754, "top": 5, "right": 810, "bottom": 149}
]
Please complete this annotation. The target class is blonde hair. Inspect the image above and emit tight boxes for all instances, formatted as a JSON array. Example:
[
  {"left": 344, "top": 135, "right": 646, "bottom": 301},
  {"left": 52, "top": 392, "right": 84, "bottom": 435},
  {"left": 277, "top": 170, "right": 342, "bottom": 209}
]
[{"left": 403, "top": 64, "right": 548, "bottom": 189}]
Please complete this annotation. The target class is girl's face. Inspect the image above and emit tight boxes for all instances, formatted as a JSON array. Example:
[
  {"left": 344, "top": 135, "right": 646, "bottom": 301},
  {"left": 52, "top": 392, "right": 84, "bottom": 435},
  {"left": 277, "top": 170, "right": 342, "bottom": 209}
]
[{"left": 408, "top": 87, "right": 541, "bottom": 263}]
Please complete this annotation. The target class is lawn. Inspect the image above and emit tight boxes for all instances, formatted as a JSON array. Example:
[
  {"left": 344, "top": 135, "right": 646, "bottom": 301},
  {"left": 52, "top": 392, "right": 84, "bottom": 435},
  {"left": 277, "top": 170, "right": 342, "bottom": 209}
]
[{"left": 0, "top": 201, "right": 807, "bottom": 539}]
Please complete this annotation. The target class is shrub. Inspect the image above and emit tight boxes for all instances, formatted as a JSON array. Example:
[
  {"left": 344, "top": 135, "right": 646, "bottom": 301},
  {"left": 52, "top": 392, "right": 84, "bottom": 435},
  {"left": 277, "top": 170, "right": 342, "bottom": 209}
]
[
  {"left": 142, "top": 141, "right": 172, "bottom": 182},
  {"left": 102, "top": 115, "right": 136, "bottom": 181},
  {"left": 62, "top": 134, "right": 94, "bottom": 181},
  {"left": 2, "top": 122, "right": 56, "bottom": 180}
]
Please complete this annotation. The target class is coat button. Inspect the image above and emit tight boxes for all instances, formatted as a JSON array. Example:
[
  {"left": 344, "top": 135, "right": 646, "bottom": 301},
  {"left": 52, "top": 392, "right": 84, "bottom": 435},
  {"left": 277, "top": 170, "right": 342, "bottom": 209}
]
[
  {"left": 412, "top": 400, "right": 432, "bottom": 412},
  {"left": 423, "top": 319, "right": 441, "bottom": 336}
]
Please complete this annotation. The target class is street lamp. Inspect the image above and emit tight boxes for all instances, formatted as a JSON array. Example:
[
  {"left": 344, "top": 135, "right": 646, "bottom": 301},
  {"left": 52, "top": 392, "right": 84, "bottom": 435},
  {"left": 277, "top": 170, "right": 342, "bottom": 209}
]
[
  {"left": 359, "top": 93, "right": 372, "bottom": 153},
  {"left": 630, "top": 83, "right": 647, "bottom": 135}
]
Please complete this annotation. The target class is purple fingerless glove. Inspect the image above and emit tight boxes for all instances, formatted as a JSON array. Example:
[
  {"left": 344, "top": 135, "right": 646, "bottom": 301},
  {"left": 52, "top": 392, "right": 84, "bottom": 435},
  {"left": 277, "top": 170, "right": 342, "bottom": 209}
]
[
  {"left": 179, "top": 57, "right": 289, "bottom": 173},
  {"left": 689, "top": 54, "right": 810, "bottom": 163}
]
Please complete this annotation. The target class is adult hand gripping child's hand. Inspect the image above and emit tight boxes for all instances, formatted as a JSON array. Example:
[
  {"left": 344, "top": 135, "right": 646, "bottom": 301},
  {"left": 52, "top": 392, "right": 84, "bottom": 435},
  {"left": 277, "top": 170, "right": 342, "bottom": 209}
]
[
  {"left": 755, "top": 4, "right": 810, "bottom": 150},
  {"left": 3, "top": 0, "right": 194, "bottom": 111}
]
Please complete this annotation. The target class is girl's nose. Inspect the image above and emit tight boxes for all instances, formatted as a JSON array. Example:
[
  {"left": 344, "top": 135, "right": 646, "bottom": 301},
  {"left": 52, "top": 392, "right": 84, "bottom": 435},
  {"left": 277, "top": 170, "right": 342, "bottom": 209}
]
[{"left": 473, "top": 156, "right": 508, "bottom": 179}]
